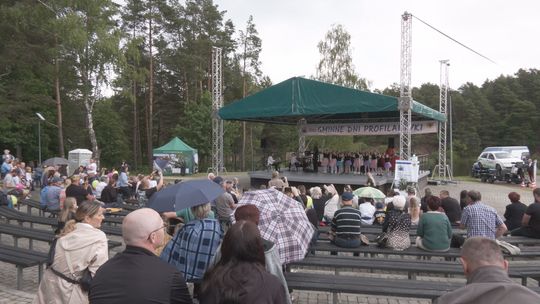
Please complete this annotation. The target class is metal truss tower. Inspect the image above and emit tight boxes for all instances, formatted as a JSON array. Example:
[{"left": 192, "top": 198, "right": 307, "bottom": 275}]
[
  {"left": 399, "top": 12, "right": 413, "bottom": 160},
  {"left": 433, "top": 60, "right": 452, "bottom": 180},
  {"left": 211, "top": 47, "right": 224, "bottom": 174},
  {"left": 298, "top": 119, "right": 306, "bottom": 156}
]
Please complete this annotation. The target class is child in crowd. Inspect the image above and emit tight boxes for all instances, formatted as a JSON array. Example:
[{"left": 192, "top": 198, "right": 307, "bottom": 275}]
[{"left": 373, "top": 202, "right": 386, "bottom": 225}]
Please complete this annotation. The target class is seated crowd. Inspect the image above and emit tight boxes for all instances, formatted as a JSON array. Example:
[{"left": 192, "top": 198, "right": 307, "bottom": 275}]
[{"left": 3, "top": 149, "right": 538, "bottom": 303}]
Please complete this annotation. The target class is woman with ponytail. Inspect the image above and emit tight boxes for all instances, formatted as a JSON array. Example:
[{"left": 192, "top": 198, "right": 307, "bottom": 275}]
[{"left": 35, "top": 201, "right": 108, "bottom": 304}]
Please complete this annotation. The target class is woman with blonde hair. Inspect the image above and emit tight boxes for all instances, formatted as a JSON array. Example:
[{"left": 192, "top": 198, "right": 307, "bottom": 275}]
[
  {"left": 409, "top": 197, "right": 421, "bottom": 226},
  {"left": 35, "top": 201, "right": 108, "bottom": 304},
  {"left": 55, "top": 197, "right": 78, "bottom": 235}
]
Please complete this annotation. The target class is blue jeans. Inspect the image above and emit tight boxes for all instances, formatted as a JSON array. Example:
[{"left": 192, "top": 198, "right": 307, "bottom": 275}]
[{"left": 334, "top": 236, "right": 361, "bottom": 248}]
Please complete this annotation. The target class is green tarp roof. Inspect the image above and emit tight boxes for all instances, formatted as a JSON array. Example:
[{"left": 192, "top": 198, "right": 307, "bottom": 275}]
[
  {"left": 153, "top": 137, "right": 197, "bottom": 154},
  {"left": 218, "top": 77, "right": 446, "bottom": 124}
]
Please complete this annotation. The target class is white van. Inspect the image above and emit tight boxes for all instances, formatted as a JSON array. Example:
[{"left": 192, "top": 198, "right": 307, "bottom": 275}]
[{"left": 481, "top": 146, "right": 530, "bottom": 160}]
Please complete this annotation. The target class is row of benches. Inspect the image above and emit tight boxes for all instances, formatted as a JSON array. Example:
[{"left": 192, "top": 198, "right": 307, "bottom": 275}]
[
  {"left": 0, "top": 204, "right": 125, "bottom": 290},
  {"left": 317, "top": 225, "right": 540, "bottom": 246},
  {"left": 310, "top": 241, "right": 540, "bottom": 259},
  {"left": 285, "top": 240, "right": 540, "bottom": 303}
]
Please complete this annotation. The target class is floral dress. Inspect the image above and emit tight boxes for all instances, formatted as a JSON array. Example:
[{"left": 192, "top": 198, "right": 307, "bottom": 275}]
[{"left": 383, "top": 209, "right": 411, "bottom": 251}]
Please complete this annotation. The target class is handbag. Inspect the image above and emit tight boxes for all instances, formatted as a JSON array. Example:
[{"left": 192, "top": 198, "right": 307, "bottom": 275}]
[
  {"left": 375, "top": 232, "right": 388, "bottom": 248},
  {"left": 48, "top": 238, "right": 94, "bottom": 292},
  {"left": 50, "top": 267, "right": 93, "bottom": 292}
]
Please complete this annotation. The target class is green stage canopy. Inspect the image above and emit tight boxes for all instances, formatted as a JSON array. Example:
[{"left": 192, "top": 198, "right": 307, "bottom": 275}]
[
  {"left": 218, "top": 77, "right": 445, "bottom": 124},
  {"left": 153, "top": 137, "right": 196, "bottom": 153}
]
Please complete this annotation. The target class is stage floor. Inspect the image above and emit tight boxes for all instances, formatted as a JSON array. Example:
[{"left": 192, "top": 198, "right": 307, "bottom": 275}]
[
  {"left": 250, "top": 170, "right": 391, "bottom": 186},
  {"left": 249, "top": 170, "right": 430, "bottom": 192}
]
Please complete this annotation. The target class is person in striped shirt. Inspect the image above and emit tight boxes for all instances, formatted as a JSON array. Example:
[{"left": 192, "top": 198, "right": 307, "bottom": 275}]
[{"left": 331, "top": 192, "right": 363, "bottom": 248}]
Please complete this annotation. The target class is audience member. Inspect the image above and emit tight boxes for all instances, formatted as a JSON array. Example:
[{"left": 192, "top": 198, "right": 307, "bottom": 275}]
[
  {"left": 35, "top": 201, "right": 108, "bottom": 304},
  {"left": 116, "top": 164, "right": 131, "bottom": 200},
  {"left": 383, "top": 196, "right": 411, "bottom": 250},
  {"left": 440, "top": 190, "right": 461, "bottom": 225},
  {"left": 99, "top": 174, "right": 118, "bottom": 205},
  {"left": 358, "top": 197, "right": 376, "bottom": 225},
  {"left": 160, "top": 203, "right": 223, "bottom": 286},
  {"left": 460, "top": 190, "right": 507, "bottom": 239},
  {"left": 89, "top": 208, "right": 192, "bottom": 304},
  {"left": 215, "top": 179, "right": 237, "bottom": 230},
  {"left": 511, "top": 188, "right": 540, "bottom": 238},
  {"left": 268, "top": 171, "right": 287, "bottom": 189},
  {"left": 139, "top": 171, "right": 164, "bottom": 201},
  {"left": 373, "top": 202, "right": 386, "bottom": 225},
  {"left": 416, "top": 196, "right": 452, "bottom": 252},
  {"left": 93, "top": 176, "right": 108, "bottom": 200},
  {"left": 459, "top": 190, "right": 469, "bottom": 210},
  {"left": 66, "top": 175, "right": 94, "bottom": 204},
  {"left": 330, "top": 192, "right": 362, "bottom": 248},
  {"left": 409, "top": 197, "right": 421, "bottom": 225},
  {"left": 45, "top": 176, "right": 63, "bottom": 212},
  {"left": 212, "top": 205, "right": 292, "bottom": 304},
  {"left": 435, "top": 237, "right": 540, "bottom": 304},
  {"left": 503, "top": 192, "right": 527, "bottom": 231},
  {"left": 420, "top": 188, "right": 432, "bottom": 213},
  {"left": 55, "top": 197, "right": 77, "bottom": 234},
  {"left": 200, "top": 221, "right": 286, "bottom": 304}
]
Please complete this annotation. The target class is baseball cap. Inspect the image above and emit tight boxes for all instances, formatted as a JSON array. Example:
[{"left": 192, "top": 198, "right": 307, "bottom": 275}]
[{"left": 341, "top": 192, "right": 354, "bottom": 201}]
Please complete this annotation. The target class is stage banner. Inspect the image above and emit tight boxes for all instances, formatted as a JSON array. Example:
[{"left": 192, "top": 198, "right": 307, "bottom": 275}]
[
  {"left": 394, "top": 160, "right": 419, "bottom": 183},
  {"left": 300, "top": 121, "right": 437, "bottom": 136}
]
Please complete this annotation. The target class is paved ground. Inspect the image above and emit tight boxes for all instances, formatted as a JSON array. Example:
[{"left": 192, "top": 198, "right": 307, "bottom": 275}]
[{"left": 0, "top": 179, "right": 537, "bottom": 303}]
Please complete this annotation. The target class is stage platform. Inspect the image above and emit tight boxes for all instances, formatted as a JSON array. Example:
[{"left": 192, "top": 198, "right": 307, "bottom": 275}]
[{"left": 249, "top": 170, "right": 430, "bottom": 192}]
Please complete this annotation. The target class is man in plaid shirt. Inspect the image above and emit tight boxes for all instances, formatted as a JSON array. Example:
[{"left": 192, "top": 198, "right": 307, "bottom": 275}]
[{"left": 460, "top": 190, "right": 507, "bottom": 239}]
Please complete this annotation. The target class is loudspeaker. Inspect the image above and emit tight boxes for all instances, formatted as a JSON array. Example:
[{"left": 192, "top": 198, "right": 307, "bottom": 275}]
[
  {"left": 260, "top": 138, "right": 267, "bottom": 149},
  {"left": 388, "top": 137, "right": 395, "bottom": 148}
]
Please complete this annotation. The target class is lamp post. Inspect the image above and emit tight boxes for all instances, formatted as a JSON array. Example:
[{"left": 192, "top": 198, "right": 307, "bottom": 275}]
[{"left": 36, "top": 112, "right": 45, "bottom": 165}]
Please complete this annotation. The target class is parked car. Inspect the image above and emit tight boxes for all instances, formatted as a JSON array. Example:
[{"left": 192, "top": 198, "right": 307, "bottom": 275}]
[
  {"left": 481, "top": 146, "right": 530, "bottom": 159},
  {"left": 476, "top": 151, "right": 523, "bottom": 176}
]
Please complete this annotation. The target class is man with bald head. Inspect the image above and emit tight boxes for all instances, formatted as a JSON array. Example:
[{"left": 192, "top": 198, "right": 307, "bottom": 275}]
[
  {"left": 435, "top": 237, "right": 540, "bottom": 304},
  {"left": 89, "top": 208, "right": 192, "bottom": 304}
]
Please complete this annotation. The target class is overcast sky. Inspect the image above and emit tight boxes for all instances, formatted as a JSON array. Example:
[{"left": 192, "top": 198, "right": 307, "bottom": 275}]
[{"left": 213, "top": 0, "right": 540, "bottom": 91}]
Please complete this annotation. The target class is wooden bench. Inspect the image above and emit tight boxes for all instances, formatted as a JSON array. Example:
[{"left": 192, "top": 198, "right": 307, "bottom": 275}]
[
  {"left": 0, "top": 244, "right": 47, "bottom": 290},
  {"left": 291, "top": 255, "right": 540, "bottom": 285},
  {"left": 17, "top": 198, "right": 58, "bottom": 217},
  {"left": 317, "top": 231, "right": 540, "bottom": 247},
  {"left": 286, "top": 272, "right": 461, "bottom": 303},
  {"left": 285, "top": 272, "right": 540, "bottom": 304},
  {"left": 0, "top": 206, "right": 58, "bottom": 228},
  {"left": 310, "top": 241, "right": 540, "bottom": 259},
  {"left": 0, "top": 222, "right": 122, "bottom": 252},
  {"left": 0, "top": 206, "right": 123, "bottom": 237}
]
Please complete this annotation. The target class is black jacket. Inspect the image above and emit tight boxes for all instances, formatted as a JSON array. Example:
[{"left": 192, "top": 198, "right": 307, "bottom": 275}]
[
  {"left": 504, "top": 202, "right": 527, "bottom": 231},
  {"left": 441, "top": 197, "right": 461, "bottom": 224},
  {"left": 89, "top": 245, "right": 192, "bottom": 304}
]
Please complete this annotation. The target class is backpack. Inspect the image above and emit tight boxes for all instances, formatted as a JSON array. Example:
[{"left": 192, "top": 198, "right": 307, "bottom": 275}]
[
  {"left": 40, "top": 186, "right": 49, "bottom": 208},
  {"left": 0, "top": 191, "right": 8, "bottom": 206}
]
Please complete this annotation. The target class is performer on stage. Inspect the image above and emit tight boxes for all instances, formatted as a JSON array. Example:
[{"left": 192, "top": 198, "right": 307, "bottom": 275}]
[{"left": 267, "top": 154, "right": 280, "bottom": 172}]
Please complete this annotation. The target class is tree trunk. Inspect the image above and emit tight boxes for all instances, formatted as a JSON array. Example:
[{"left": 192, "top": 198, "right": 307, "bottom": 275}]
[
  {"left": 83, "top": 94, "right": 100, "bottom": 162},
  {"left": 54, "top": 36, "right": 64, "bottom": 158},
  {"left": 132, "top": 80, "right": 138, "bottom": 169},
  {"left": 146, "top": 4, "right": 154, "bottom": 167}
]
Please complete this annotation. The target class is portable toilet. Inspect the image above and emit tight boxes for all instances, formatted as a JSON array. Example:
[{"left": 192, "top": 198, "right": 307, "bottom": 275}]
[{"left": 68, "top": 149, "right": 93, "bottom": 176}]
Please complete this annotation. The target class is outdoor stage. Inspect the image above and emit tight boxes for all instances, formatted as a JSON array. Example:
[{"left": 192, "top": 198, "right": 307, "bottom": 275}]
[{"left": 249, "top": 170, "right": 430, "bottom": 193}]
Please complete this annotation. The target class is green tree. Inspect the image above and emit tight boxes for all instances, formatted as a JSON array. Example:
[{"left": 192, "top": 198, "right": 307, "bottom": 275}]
[
  {"left": 174, "top": 92, "right": 212, "bottom": 169},
  {"left": 54, "top": 0, "right": 121, "bottom": 163},
  {"left": 94, "top": 99, "right": 130, "bottom": 167},
  {"left": 315, "top": 24, "right": 368, "bottom": 90},
  {"left": 238, "top": 15, "right": 262, "bottom": 170}
]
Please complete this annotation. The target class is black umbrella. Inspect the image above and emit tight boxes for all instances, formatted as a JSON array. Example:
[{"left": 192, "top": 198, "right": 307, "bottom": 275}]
[
  {"left": 42, "top": 157, "right": 69, "bottom": 166},
  {"left": 147, "top": 179, "right": 225, "bottom": 213}
]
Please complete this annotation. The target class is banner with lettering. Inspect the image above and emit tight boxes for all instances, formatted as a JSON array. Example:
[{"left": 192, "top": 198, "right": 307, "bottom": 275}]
[{"left": 299, "top": 121, "right": 437, "bottom": 136}]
